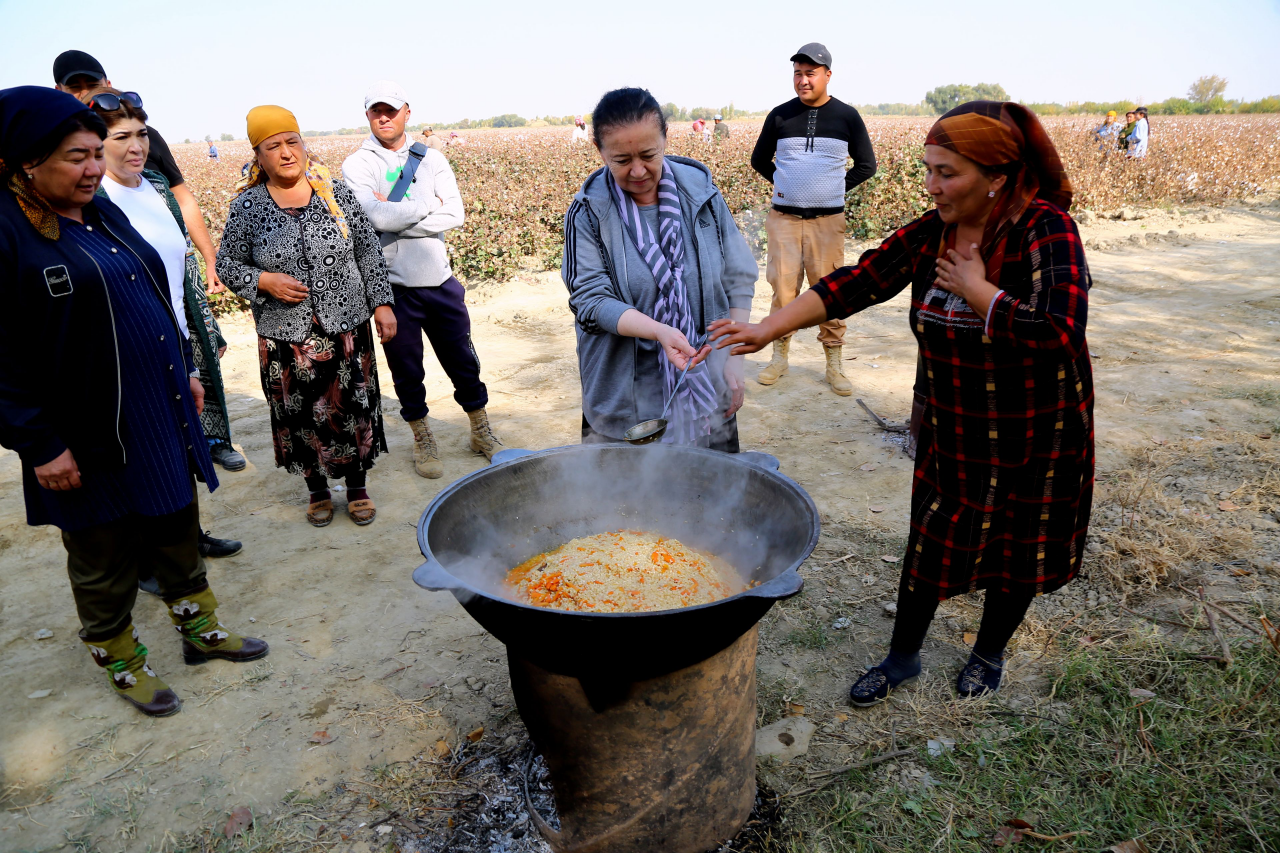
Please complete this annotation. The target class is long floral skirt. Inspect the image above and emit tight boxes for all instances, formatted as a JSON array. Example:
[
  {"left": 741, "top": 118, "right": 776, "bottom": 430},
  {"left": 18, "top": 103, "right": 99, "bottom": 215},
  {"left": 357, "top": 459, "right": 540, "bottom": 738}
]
[{"left": 258, "top": 318, "right": 388, "bottom": 481}]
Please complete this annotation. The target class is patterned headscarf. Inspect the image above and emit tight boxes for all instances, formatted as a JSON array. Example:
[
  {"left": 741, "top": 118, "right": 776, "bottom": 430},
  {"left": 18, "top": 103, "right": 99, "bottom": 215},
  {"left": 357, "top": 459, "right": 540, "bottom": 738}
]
[
  {"left": 236, "top": 105, "right": 349, "bottom": 239},
  {"left": 605, "top": 159, "right": 717, "bottom": 444},
  {"left": 925, "top": 101, "right": 1072, "bottom": 270}
]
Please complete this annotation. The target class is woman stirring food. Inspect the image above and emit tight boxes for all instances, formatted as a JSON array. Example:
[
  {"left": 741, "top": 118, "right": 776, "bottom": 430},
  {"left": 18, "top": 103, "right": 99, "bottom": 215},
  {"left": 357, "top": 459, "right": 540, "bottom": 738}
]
[
  {"left": 217, "top": 106, "right": 396, "bottom": 527},
  {"left": 712, "top": 101, "right": 1094, "bottom": 703},
  {"left": 561, "top": 87, "right": 758, "bottom": 451}
]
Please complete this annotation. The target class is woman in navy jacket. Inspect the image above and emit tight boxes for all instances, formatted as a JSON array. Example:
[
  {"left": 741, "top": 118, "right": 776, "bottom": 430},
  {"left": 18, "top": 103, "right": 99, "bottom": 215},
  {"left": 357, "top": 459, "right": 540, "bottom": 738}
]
[{"left": 0, "top": 87, "right": 265, "bottom": 717}]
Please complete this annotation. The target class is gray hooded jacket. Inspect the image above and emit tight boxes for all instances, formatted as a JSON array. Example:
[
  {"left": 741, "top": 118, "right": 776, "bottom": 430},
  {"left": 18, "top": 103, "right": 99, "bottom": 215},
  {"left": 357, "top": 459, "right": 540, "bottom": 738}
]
[{"left": 562, "top": 157, "right": 758, "bottom": 440}]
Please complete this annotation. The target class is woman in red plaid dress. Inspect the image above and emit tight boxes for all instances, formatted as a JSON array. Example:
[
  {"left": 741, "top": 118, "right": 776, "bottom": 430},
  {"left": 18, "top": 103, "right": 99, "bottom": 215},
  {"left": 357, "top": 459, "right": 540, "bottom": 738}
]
[{"left": 711, "top": 101, "right": 1093, "bottom": 703}]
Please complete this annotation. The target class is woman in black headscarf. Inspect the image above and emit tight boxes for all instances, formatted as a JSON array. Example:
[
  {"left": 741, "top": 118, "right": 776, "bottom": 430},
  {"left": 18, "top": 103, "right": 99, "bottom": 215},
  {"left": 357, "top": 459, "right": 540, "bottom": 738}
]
[{"left": 0, "top": 86, "right": 266, "bottom": 718}]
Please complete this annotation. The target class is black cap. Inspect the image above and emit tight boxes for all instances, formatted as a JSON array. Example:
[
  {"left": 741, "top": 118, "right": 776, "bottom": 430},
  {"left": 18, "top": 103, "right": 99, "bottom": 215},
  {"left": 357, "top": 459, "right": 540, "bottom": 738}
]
[
  {"left": 790, "top": 42, "right": 832, "bottom": 68},
  {"left": 52, "top": 50, "right": 106, "bottom": 86}
]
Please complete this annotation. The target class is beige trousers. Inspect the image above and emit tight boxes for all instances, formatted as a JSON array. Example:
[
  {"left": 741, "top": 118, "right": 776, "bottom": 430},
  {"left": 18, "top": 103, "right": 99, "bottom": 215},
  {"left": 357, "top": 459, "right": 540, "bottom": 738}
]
[{"left": 764, "top": 209, "right": 847, "bottom": 346}]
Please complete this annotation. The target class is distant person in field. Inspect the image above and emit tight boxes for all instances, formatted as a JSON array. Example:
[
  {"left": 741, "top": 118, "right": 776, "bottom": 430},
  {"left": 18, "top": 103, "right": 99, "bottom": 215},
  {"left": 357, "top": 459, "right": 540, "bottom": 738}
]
[
  {"left": 217, "top": 105, "right": 398, "bottom": 527},
  {"left": 713, "top": 114, "right": 730, "bottom": 140},
  {"left": 1094, "top": 110, "right": 1120, "bottom": 151},
  {"left": 208, "top": 142, "right": 219, "bottom": 159},
  {"left": 51, "top": 50, "right": 228, "bottom": 297},
  {"left": 449, "top": 131, "right": 466, "bottom": 146},
  {"left": 342, "top": 81, "right": 503, "bottom": 479},
  {"left": 423, "top": 126, "right": 446, "bottom": 152},
  {"left": 1117, "top": 110, "right": 1137, "bottom": 152},
  {"left": 713, "top": 100, "right": 1093, "bottom": 706},
  {"left": 691, "top": 118, "right": 705, "bottom": 137},
  {"left": 0, "top": 87, "right": 268, "bottom": 717},
  {"left": 1126, "top": 107, "right": 1149, "bottom": 159},
  {"left": 572, "top": 115, "right": 589, "bottom": 144},
  {"left": 80, "top": 87, "right": 246, "bottom": 573},
  {"left": 562, "top": 87, "right": 757, "bottom": 452},
  {"left": 750, "top": 42, "right": 876, "bottom": 397}
]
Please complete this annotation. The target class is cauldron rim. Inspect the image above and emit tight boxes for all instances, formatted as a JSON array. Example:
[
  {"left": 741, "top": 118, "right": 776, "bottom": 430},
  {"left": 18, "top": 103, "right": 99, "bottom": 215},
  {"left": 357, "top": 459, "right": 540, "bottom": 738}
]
[{"left": 413, "top": 444, "right": 819, "bottom": 618}]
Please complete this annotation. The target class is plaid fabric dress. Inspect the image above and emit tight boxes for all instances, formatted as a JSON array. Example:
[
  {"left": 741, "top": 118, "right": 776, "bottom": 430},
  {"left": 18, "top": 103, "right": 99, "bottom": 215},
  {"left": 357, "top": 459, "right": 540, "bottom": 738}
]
[{"left": 813, "top": 201, "right": 1094, "bottom": 599}]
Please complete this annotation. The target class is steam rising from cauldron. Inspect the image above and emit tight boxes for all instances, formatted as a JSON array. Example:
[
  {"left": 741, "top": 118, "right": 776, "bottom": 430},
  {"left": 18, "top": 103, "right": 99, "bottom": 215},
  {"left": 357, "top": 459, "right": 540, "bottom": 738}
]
[{"left": 423, "top": 445, "right": 805, "bottom": 610}]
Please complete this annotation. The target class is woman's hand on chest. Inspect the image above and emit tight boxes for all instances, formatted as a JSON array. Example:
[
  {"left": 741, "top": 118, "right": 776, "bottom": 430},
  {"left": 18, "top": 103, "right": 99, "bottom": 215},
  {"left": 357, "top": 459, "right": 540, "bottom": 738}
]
[{"left": 934, "top": 242, "right": 1001, "bottom": 320}]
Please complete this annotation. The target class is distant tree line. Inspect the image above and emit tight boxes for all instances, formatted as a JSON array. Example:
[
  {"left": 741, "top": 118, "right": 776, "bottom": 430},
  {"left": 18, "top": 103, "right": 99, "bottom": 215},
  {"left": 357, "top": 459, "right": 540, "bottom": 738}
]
[
  {"left": 283, "top": 75, "right": 1277, "bottom": 139},
  {"left": 1027, "top": 76, "right": 1279, "bottom": 115},
  {"left": 859, "top": 77, "right": 1277, "bottom": 116}
]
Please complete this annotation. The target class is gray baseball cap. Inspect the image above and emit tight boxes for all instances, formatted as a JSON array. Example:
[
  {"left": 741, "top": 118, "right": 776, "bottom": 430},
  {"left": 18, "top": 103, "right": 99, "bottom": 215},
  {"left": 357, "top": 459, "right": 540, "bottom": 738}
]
[{"left": 790, "top": 42, "right": 832, "bottom": 68}]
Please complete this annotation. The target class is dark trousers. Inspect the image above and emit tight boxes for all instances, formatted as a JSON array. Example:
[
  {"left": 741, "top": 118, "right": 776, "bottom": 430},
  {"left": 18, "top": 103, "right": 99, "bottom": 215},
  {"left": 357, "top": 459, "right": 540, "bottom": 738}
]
[
  {"left": 382, "top": 278, "right": 488, "bottom": 421},
  {"left": 889, "top": 574, "right": 1035, "bottom": 660},
  {"left": 62, "top": 488, "right": 207, "bottom": 642}
]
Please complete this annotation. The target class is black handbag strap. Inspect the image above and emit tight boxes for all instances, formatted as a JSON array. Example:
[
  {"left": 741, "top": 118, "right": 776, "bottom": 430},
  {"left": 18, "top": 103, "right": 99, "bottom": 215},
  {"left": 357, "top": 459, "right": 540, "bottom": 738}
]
[{"left": 388, "top": 141, "right": 429, "bottom": 202}]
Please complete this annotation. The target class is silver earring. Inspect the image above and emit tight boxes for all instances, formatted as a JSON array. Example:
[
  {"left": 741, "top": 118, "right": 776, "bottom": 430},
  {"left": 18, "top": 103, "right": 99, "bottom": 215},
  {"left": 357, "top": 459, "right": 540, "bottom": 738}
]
[{"left": 988, "top": 190, "right": 996, "bottom": 197}]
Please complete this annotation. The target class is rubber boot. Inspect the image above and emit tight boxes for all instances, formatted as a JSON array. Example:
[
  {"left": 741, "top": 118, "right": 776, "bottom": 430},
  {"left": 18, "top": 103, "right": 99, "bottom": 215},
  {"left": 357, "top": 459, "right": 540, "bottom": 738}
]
[
  {"left": 757, "top": 339, "right": 790, "bottom": 386},
  {"left": 467, "top": 408, "right": 504, "bottom": 460},
  {"left": 408, "top": 417, "right": 443, "bottom": 479},
  {"left": 83, "top": 625, "right": 181, "bottom": 717},
  {"left": 166, "top": 586, "right": 269, "bottom": 665},
  {"left": 824, "top": 346, "right": 853, "bottom": 396}
]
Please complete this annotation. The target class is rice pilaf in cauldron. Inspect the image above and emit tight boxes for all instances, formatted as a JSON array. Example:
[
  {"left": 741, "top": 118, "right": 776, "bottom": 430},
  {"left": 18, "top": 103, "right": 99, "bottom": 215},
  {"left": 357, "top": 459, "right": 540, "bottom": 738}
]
[{"left": 504, "top": 530, "right": 745, "bottom": 613}]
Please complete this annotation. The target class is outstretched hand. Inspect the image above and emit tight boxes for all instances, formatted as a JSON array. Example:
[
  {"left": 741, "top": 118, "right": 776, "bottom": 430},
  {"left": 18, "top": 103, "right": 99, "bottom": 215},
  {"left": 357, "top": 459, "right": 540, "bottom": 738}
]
[
  {"left": 708, "top": 318, "right": 770, "bottom": 355},
  {"left": 655, "top": 324, "right": 710, "bottom": 370}
]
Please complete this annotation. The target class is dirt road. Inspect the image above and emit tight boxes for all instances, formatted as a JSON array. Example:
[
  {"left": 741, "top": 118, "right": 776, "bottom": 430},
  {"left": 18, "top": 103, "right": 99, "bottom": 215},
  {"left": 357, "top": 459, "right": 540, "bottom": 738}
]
[{"left": 2, "top": 201, "right": 1278, "bottom": 851}]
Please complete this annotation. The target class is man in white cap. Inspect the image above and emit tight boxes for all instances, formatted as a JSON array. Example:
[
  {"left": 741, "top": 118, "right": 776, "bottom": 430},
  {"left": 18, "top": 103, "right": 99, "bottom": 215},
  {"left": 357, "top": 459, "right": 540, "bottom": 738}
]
[
  {"left": 342, "top": 81, "right": 502, "bottom": 479},
  {"left": 713, "top": 114, "right": 730, "bottom": 140}
]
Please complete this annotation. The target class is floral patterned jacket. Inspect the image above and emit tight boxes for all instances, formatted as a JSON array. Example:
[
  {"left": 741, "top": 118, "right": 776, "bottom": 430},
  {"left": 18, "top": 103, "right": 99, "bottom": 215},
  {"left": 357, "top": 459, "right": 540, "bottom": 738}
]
[{"left": 216, "top": 179, "right": 393, "bottom": 343}]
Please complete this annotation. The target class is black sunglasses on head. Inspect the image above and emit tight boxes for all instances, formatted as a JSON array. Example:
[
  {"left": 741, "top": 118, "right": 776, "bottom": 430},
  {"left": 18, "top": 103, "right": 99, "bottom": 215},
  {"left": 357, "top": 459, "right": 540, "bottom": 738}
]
[{"left": 88, "top": 91, "right": 143, "bottom": 111}]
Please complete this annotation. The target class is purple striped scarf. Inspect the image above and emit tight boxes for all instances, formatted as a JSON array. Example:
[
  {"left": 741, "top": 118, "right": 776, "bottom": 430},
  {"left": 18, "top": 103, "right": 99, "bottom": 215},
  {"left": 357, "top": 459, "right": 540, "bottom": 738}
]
[{"left": 606, "top": 159, "right": 717, "bottom": 444}]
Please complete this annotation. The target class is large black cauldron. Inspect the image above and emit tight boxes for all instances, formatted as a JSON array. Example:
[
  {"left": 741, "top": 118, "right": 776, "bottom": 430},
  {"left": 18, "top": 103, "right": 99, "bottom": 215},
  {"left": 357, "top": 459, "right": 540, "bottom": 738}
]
[{"left": 412, "top": 444, "right": 818, "bottom": 679}]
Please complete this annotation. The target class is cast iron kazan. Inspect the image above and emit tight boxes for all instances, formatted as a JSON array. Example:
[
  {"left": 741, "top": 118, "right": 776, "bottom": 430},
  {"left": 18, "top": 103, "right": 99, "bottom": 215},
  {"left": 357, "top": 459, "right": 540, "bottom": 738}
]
[{"left": 412, "top": 444, "right": 819, "bottom": 679}]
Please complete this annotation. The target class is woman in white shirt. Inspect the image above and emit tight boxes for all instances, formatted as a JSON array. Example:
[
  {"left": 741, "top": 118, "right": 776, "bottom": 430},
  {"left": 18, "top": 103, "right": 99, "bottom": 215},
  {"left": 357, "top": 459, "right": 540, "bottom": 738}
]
[{"left": 83, "top": 88, "right": 246, "bottom": 565}]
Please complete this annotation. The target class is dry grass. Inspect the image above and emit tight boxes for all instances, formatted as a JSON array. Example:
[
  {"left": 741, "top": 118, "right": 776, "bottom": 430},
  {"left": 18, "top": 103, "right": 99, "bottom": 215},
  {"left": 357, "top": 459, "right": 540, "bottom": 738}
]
[{"left": 1091, "top": 432, "right": 1279, "bottom": 595}]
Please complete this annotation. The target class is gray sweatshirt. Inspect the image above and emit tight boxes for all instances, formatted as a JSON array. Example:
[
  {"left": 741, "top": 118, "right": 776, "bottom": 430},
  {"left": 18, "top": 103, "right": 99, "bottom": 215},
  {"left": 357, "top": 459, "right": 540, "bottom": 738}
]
[
  {"left": 562, "top": 157, "right": 758, "bottom": 439},
  {"left": 341, "top": 135, "right": 464, "bottom": 287}
]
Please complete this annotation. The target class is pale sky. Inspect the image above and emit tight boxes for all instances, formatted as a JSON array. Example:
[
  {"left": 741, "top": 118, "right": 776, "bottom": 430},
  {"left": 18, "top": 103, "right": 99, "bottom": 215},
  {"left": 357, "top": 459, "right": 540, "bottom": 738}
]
[{"left": 2, "top": 0, "right": 1278, "bottom": 140}]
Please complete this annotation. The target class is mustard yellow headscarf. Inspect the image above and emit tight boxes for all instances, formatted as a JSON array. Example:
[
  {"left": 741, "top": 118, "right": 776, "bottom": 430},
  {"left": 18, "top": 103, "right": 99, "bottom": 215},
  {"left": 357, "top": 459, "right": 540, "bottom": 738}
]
[{"left": 236, "top": 105, "right": 349, "bottom": 239}]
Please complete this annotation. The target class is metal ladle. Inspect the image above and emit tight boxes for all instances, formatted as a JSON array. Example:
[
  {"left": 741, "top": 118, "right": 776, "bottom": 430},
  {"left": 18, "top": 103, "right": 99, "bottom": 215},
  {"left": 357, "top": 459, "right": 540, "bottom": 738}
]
[{"left": 623, "top": 358, "right": 691, "bottom": 445}]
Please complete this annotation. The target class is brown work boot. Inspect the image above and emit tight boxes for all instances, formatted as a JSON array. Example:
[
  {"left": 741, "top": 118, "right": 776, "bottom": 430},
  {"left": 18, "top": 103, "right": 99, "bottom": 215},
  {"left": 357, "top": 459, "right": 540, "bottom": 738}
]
[
  {"left": 467, "top": 407, "right": 504, "bottom": 460},
  {"left": 84, "top": 625, "right": 182, "bottom": 717},
  {"left": 408, "top": 417, "right": 443, "bottom": 479},
  {"left": 825, "top": 346, "right": 853, "bottom": 396},
  {"left": 757, "top": 338, "right": 790, "bottom": 385}
]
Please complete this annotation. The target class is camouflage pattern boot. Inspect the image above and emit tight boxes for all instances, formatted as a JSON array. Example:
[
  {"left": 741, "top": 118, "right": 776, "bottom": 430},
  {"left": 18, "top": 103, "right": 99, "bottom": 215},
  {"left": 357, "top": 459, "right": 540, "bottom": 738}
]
[
  {"left": 467, "top": 407, "right": 504, "bottom": 461},
  {"left": 83, "top": 625, "right": 181, "bottom": 717},
  {"left": 166, "top": 586, "right": 270, "bottom": 665}
]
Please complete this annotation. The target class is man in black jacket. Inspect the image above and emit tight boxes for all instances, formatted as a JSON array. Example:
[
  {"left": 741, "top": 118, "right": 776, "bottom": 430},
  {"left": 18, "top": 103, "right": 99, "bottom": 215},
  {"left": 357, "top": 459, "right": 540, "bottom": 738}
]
[{"left": 750, "top": 42, "right": 876, "bottom": 396}]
